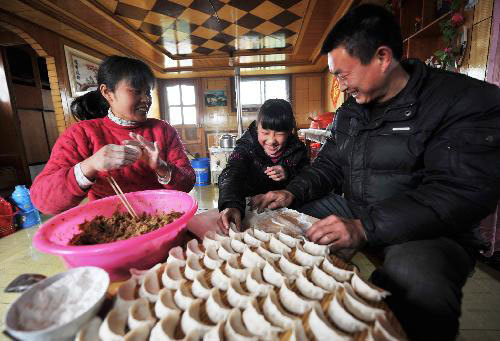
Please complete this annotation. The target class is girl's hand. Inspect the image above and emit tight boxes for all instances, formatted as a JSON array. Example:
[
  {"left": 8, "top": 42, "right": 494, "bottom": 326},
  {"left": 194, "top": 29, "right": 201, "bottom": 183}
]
[
  {"left": 123, "top": 132, "right": 163, "bottom": 172},
  {"left": 264, "top": 165, "right": 287, "bottom": 181},
  {"left": 217, "top": 208, "right": 242, "bottom": 235},
  {"left": 80, "top": 144, "right": 141, "bottom": 179}
]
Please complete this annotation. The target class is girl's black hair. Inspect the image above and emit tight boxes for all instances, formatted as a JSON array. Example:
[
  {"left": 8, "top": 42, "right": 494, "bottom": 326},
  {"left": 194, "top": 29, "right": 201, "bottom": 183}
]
[
  {"left": 70, "top": 55, "right": 155, "bottom": 121},
  {"left": 257, "top": 99, "right": 296, "bottom": 134}
]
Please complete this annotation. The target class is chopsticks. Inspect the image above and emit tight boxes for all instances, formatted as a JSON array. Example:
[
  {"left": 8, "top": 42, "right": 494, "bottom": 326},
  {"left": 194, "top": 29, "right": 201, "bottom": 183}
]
[{"left": 106, "top": 175, "right": 139, "bottom": 219}]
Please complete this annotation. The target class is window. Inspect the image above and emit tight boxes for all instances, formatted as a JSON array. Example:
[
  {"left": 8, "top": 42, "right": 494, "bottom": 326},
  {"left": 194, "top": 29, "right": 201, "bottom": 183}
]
[
  {"left": 165, "top": 83, "right": 197, "bottom": 125},
  {"left": 238, "top": 76, "right": 289, "bottom": 109}
]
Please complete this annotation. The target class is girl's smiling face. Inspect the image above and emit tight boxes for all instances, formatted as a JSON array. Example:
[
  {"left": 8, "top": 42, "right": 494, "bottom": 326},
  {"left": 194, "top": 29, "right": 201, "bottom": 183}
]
[
  {"left": 257, "top": 123, "right": 289, "bottom": 158},
  {"left": 101, "top": 79, "right": 151, "bottom": 122}
]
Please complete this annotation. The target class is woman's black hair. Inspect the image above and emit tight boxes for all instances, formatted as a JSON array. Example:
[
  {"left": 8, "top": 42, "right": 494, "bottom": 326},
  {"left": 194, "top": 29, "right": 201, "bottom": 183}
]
[
  {"left": 70, "top": 55, "right": 155, "bottom": 121},
  {"left": 257, "top": 98, "right": 296, "bottom": 134}
]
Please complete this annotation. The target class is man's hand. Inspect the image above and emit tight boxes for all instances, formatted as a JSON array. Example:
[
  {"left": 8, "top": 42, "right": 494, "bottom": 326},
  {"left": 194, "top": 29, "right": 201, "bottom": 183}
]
[
  {"left": 250, "top": 190, "right": 295, "bottom": 213},
  {"left": 217, "top": 208, "right": 242, "bottom": 235},
  {"left": 80, "top": 144, "right": 141, "bottom": 179},
  {"left": 306, "top": 215, "right": 366, "bottom": 250},
  {"left": 264, "top": 165, "right": 287, "bottom": 182}
]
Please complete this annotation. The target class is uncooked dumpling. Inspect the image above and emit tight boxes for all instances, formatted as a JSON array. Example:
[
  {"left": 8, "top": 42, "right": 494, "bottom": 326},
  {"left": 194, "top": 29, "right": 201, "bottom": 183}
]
[
  {"left": 162, "top": 263, "right": 185, "bottom": 290},
  {"left": 269, "top": 235, "right": 292, "bottom": 255},
  {"left": 211, "top": 266, "right": 231, "bottom": 291},
  {"left": 154, "top": 288, "right": 180, "bottom": 320},
  {"left": 307, "top": 303, "right": 351, "bottom": 341},
  {"left": 186, "top": 239, "right": 204, "bottom": 259},
  {"left": 245, "top": 267, "right": 272, "bottom": 297},
  {"left": 181, "top": 299, "right": 214, "bottom": 335},
  {"left": 294, "top": 243, "right": 324, "bottom": 267},
  {"left": 303, "top": 240, "right": 329, "bottom": 256},
  {"left": 167, "top": 246, "right": 186, "bottom": 267},
  {"left": 262, "top": 260, "right": 287, "bottom": 288},
  {"left": 351, "top": 272, "right": 390, "bottom": 302},
  {"left": 327, "top": 290, "right": 368, "bottom": 334},
  {"left": 205, "top": 288, "right": 231, "bottom": 323},
  {"left": 224, "top": 309, "right": 258, "bottom": 341},
  {"left": 242, "top": 299, "right": 282, "bottom": 339},
  {"left": 114, "top": 277, "right": 140, "bottom": 311},
  {"left": 278, "top": 282, "right": 314, "bottom": 315},
  {"left": 295, "top": 271, "right": 326, "bottom": 300},
  {"left": 342, "top": 284, "right": 385, "bottom": 323},
  {"left": 225, "top": 255, "right": 249, "bottom": 282},
  {"left": 128, "top": 297, "right": 156, "bottom": 330},
  {"left": 203, "top": 245, "right": 223, "bottom": 270},
  {"left": 227, "top": 278, "right": 255, "bottom": 308},
  {"left": 192, "top": 272, "right": 212, "bottom": 299},
  {"left": 185, "top": 255, "right": 204, "bottom": 281},
  {"left": 241, "top": 247, "right": 266, "bottom": 269},
  {"left": 99, "top": 308, "right": 127, "bottom": 341},
  {"left": 310, "top": 265, "right": 341, "bottom": 292},
  {"left": 322, "top": 257, "right": 355, "bottom": 282},
  {"left": 174, "top": 279, "right": 196, "bottom": 311},
  {"left": 203, "top": 231, "right": 221, "bottom": 250},
  {"left": 138, "top": 269, "right": 161, "bottom": 303},
  {"left": 262, "top": 290, "right": 297, "bottom": 329}
]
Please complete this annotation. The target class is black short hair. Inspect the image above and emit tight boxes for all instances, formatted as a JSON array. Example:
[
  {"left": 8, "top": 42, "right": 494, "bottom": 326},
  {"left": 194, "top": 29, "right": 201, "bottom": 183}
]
[
  {"left": 321, "top": 4, "right": 403, "bottom": 64},
  {"left": 70, "top": 55, "right": 155, "bottom": 120},
  {"left": 257, "top": 99, "right": 296, "bottom": 133}
]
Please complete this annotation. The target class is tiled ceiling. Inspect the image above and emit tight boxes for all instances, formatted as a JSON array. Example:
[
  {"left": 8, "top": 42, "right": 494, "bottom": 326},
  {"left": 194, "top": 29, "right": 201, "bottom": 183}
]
[
  {"left": 0, "top": 0, "right": 354, "bottom": 76},
  {"left": 100, "top": 0, "right": 308, "bottom": 57}
]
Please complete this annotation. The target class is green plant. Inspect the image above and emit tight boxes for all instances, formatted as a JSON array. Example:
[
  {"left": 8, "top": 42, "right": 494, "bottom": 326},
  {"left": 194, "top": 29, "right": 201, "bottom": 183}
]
[{"left": 434, "top": 0, "right": 464, "bottom": 69}]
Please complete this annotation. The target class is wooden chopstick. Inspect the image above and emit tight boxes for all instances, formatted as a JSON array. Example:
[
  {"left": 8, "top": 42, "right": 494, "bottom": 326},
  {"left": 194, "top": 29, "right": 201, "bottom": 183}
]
[{"left": 106, "top": 176, "right": 139, "bottom": 219}]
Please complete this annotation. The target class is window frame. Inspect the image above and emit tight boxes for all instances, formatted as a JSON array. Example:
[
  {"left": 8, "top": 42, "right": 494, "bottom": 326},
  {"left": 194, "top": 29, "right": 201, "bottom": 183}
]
[
  {"left": 231, "top": 74, "right": 291, "bottom": 112},
  {"left": 161, "top": 79, "right": 200, "bottom": 127}
]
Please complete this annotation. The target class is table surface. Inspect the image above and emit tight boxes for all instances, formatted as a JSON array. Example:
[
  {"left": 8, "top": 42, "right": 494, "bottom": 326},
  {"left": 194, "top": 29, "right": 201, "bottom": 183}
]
[{"left": 0, "top": 226, "right": 127, "bottom": 339}]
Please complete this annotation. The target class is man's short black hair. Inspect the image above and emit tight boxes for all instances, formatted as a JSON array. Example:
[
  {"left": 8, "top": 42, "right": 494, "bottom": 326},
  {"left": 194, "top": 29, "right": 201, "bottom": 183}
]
[{"left": 321, "top": 4, "right": 403, "bottom": 64}]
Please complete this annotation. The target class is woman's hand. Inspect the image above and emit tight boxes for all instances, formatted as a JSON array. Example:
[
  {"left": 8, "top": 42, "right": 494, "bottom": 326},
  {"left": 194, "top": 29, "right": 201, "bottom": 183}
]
[
  {"left": 122, "top": 132, "right": 163, "bottom": 171},
  {"left": 80, "top": 144, "right": 141, "bottom": 179},
  {"left": 217, "top": 208, "right": 242, "bottom": 235},
  {"left": 264, "top": 165, "right": 287, "bottom": 181}
]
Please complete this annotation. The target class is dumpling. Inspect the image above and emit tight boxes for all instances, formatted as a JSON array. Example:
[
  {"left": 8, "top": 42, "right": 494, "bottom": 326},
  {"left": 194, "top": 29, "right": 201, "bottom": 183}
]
[
  {"left": 241, "top": 247, "right": 266, "bottom": 269},
  {"left": 211, "top": 266, "right": 231, "bottom": 291},
  {"left": 303, "top": 240, "right": 329, "bottom": 256},
  {"left": 217, "top": 239, "right": 236, "bottom": 261},
  {"left": 205, "top": 288, "right": 231, "bottom": 323},
  {"left": 278, "top": 254, "right": 304, "bottom": 277},
  {"left": 262, "top": 290, "right": 297, "bottom": 329},
  {"left": 268, "top": 236, "right": 292, "bottom": 255},
  {"left": 278, "top": 282, "right": 314, "bottom": 315},
  {"left": 252, "top": 228, "right": 273, "bottom": 242},
  {"left": 114, "top": 277, "right": 139, "bottom": 311},
  {"left": 262, "top": 260, "right": 287, "bottom": 288},
  {"left": 203, "top": 245, "right": 223, "bottom": 270},
  {"left": 307, "top": 303, "right": 351, "bottom": 341},
  {"left": 186, "top": 239, "right": 204, "bottom": 259},
  {"left": 99, "top": 308, "right": 127, "bottom": 340},
  {"left": 224, "top": 309, "right": 258, "bottom": 341},
  {"left": 154, "top": 288, "right": 180, "bottom": 320},
  {"left": 327, "top": 289, "right": 368, "bottom": 334},
  {"left": 185, "top": 255, "right": 204, "bottom": 281},
  {"left": 174, "top": 280, "right": 196, "bottom": 311},
  {"left": 245, "top": 267, "right": 272, "bottom": 297},
  {"left": 203, "top": 231, "right": 221, "bottom": 250},
  {"left": 322, "top": 257, "right": 355, "bottom": 282},
  {"left": 242, "top": 299, "right": 282, "bottom": 339},
  {"left": 342, "top": 284, "right": 385, "bottom": 323},
  {"left": 295, "top": 271, "right": 326, "bottom": 300},
  {"left": 225, "top": 255, "right": 249, "bottom": 282},
  {"left": 181, "top": 299, "right": 214, "bottom": 335},
  {"left": 310, "top": 265, "right": 341, "bottom": 292},
  {"left": 227, "top": 278, "right": 255, "bottom": 309},
  {"left": 243, "top": 229, "right": 261, "bottom": 247},
  {"left": 128, "top": 297, "right": 156, "bottom": 330},
  {"left": 351, "top": 272, "right": 390, "bottom": 302},
  {"left": 192, "top": 272, "right": 212, "bottom": 299},
  {"left": 138, "top": 269, "right": 162, "bottom": 303},
  {"left": 294, "top": 243, "right": 324, "bottom": 267},
  {"left": 167, "top": 246, "right": 186, "bottom": 267},
  {"left": 162, "top": 263, "right": 185, "bottom": 290},
  {"left": 75, "top": 316, "right": 102, "bottom": 341},
  {"left": 277, "top": 231, "right": 301, "bottom": 248}
]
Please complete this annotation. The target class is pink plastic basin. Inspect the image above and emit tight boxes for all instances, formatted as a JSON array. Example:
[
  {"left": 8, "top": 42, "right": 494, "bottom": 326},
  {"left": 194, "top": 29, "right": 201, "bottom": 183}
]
[{"left": 33, "top": 190, "right": 197, "bottom": 281}]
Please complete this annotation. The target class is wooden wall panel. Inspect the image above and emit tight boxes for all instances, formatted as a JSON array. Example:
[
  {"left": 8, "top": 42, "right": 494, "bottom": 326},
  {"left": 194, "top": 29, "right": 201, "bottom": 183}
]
[
  {"left": 12, "top": 83, "right": 43, "bottom": 109},
  {"left": 292, "top": 73, "right": 324, "bottom": 128},
  {"left": 17, "top": 109, "right": 49, "bottom": 164},
  {"left": 43, "top": 110, "right": 58, "bottom": 150}
]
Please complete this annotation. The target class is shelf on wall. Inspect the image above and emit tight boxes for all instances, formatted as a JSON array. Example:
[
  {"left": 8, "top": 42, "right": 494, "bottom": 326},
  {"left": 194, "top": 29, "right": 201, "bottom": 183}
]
[{"left": 404, "top": 11, "right": 451, "bottom": 42}]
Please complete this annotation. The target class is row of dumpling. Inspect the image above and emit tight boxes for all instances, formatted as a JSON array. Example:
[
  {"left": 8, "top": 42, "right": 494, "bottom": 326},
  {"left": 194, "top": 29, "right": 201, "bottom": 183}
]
[
  {"left": 76, "top": 278, "right": 402, "bottom": 340},
  {"left": 75, "top": 229, "right": 404, "bottom": 340}
]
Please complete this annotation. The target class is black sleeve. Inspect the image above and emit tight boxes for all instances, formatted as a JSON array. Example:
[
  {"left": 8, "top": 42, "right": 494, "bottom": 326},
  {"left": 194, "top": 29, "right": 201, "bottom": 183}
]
[
  {"left": 217, "top": 143, "right": 251, "bottom": 217},
  {"left": 283, "top": 144, "right": 310, "bottom": 182},
  {"left": 285, "top": 136, "right": 344, "bottom": 206},
  {"left": 363, "top": 85, "right": 500, "bottom": 247}
]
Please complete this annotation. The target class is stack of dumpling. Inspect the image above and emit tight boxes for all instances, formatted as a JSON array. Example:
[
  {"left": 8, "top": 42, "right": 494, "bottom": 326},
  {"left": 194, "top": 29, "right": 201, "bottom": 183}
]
[{"left": 76, "top": 228, "right": 406, "bottom": 341}]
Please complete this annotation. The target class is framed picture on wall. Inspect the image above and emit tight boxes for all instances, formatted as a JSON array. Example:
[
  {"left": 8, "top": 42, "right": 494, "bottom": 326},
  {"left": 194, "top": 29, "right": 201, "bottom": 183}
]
[{"left": 64, "top": 45, "right": 101, "bottom": 97}]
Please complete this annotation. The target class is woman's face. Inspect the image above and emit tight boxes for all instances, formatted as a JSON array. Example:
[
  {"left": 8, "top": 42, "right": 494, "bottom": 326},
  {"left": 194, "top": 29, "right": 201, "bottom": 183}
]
[
  {"left": 257, "top": 123, "right": 289, "bottom": 158},
  {"left": 101, "top": 79, "right": 151, "bottom": 122}
]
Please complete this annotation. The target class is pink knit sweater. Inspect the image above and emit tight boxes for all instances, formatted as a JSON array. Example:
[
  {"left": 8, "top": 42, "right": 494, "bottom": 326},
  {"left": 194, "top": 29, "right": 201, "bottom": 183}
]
[{"left": 31, "top": 117, "right": 195, "bottom": 214}]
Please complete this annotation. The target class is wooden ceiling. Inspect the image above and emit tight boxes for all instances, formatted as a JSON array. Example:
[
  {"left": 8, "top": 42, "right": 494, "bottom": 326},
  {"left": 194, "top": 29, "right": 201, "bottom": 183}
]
[{"left": 0, "top": 0, "right": 355, "bottom": 77}]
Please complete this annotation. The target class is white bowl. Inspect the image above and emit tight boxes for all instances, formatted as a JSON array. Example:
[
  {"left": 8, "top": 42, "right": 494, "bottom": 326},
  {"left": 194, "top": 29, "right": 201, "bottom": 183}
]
[{"left": 4, "top": 266, "right": 109, "bottom": 341}]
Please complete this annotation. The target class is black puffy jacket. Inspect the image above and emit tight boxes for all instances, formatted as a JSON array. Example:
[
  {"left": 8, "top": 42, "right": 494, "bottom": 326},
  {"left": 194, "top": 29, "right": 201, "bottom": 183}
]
[
  {"left": 286, "top": 59, "right": 500, "bottom": 248},
  {"left": 218, "top": 121, "right": 309, "bottom": 217}
]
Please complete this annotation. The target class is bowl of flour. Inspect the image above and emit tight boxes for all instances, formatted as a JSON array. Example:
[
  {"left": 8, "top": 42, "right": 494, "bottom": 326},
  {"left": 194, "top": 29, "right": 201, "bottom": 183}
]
[{"left": 4, "top": 266, "right": 109, "bottom": 340}]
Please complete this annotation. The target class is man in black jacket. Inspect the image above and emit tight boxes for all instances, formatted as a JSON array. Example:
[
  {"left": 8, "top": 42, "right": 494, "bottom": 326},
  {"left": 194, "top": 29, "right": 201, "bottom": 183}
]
[{"left": 252, "top": 4, "right": 500, "bottom": 340}]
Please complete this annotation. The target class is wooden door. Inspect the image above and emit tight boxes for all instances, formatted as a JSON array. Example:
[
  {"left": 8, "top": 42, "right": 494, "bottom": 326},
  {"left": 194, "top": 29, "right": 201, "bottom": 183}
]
[{"left": 0, "top": 48, "right": 30, "bottom": 190}]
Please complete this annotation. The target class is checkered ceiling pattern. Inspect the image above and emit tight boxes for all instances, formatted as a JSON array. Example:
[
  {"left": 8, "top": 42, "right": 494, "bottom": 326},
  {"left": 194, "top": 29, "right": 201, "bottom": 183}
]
[{"left": 99, "top": 0, "right": 309, "bottom": 57}]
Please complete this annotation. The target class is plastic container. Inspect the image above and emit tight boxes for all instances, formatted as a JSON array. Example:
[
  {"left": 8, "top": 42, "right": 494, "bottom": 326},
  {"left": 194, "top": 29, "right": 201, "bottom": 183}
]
[
  {"left": 5, "top": 267, "right": 109, "bottom": 341},
  {"left": 191, "top": 158, "right": 210, "bottom": 186},
  {"left": 11, "top": 185, "right": 41, "bottom": 228},
  {"left": 33, "top": 190, "right": 197, "bottom": 281}
]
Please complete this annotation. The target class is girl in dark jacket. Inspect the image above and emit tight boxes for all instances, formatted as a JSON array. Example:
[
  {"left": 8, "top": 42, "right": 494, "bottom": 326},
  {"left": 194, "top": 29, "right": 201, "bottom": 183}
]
[{"left": 187, "top": 99, "right": 309, "bottom": 237}]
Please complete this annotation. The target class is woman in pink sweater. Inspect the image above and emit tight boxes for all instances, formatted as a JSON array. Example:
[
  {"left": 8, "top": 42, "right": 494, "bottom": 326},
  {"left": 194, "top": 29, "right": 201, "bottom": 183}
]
[{"left": 31, "top": 56, "right": 195, "bottom": 214}]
